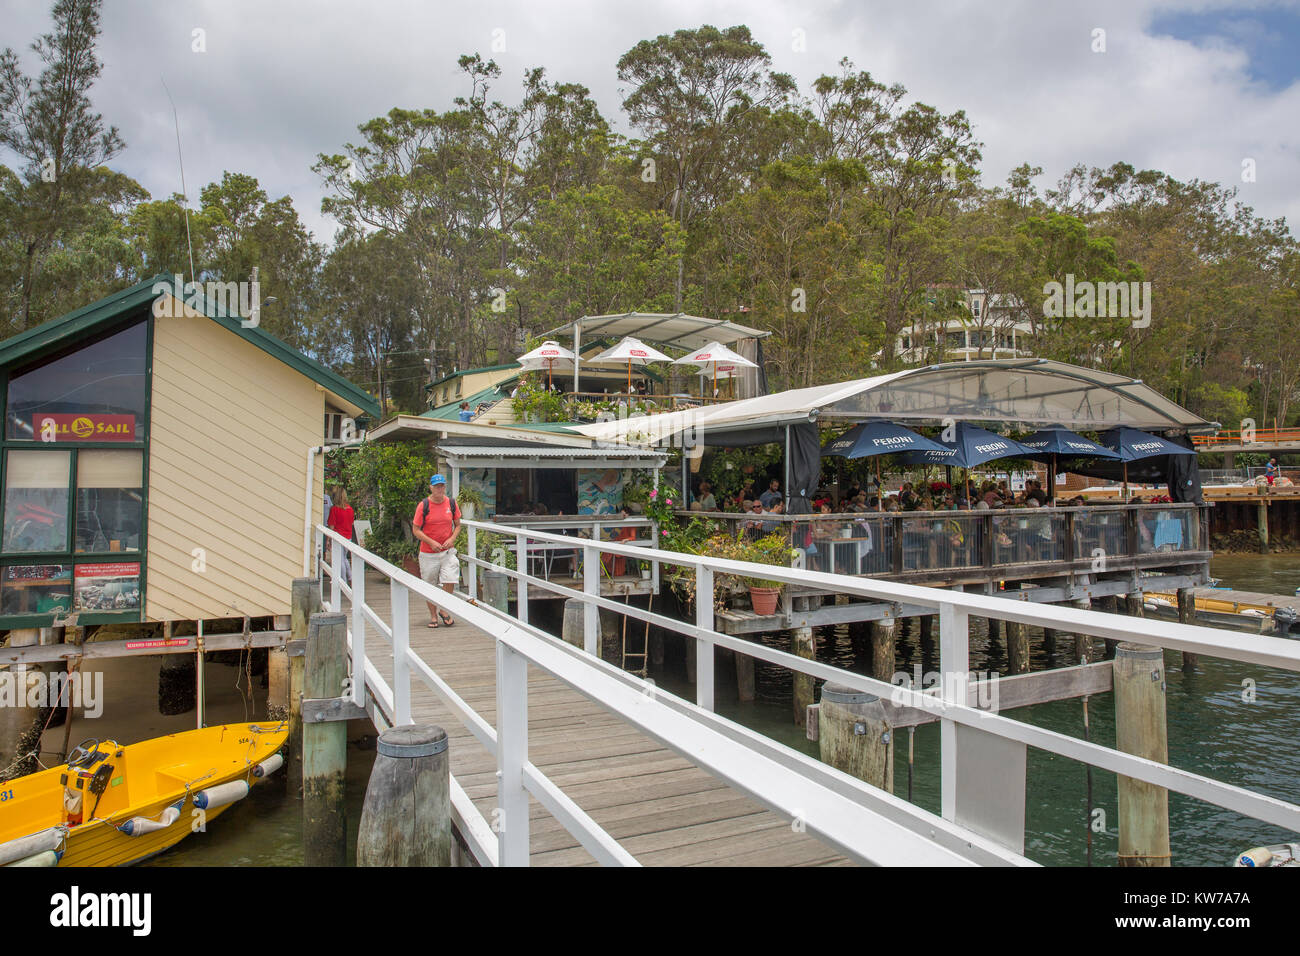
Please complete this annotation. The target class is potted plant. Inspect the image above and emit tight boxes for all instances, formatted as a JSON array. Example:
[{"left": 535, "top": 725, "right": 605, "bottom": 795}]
[
  {"left": 457, "top": 485, "right": 485, "bottom": 521},
  {"left": 735, "top": 533, "right": 796, "bottom": 616}
]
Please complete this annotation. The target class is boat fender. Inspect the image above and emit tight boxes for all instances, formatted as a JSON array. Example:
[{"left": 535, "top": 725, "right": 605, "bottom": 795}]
[
  {"left": 0, "top": 827, "right": 65, "bottom": 866},
  {"left": 193, "top": 780, "right": 249, "bottom": 811},
  {"left": 1236, "top": 847, "right": 1273, "bottom": 867},
  {"left": 253, "top": 753, "right": 283, "bottom": 779},
  {"left": 6, "top": 849, "right": 62, "bottom": 867},
  {"left": 116, "top": 799, "right": 184, "bottom": 837}
]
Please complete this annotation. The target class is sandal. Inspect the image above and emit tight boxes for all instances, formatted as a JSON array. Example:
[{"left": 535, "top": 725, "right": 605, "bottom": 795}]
[
  {"left": 438, "top": 611, "right": 454, "bottom": 627},
  {"left": 428, "top": 619, "right": 440, "bottom": 628}
]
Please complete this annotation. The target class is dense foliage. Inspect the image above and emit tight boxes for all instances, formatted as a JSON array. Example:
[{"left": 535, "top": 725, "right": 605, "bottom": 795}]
[{"left": 3, "top": 7, "right": 1296, "bottom": 430}]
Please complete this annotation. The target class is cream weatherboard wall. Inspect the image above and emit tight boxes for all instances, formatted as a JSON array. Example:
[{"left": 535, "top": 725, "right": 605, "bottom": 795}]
[{"left": 145, "top": 301, "right": 326, "bottom": 621}]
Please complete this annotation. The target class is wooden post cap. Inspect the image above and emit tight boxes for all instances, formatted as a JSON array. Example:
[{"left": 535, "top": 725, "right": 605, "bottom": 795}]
[
  {"left": 1114, "top": 643, "right": 1163, "bottom": 661},
  {"left": 820, "top": 684, "right": 878, "bottom": 705},
  {"left": 376, "top": 725, "right": 448, "bottom": 759}
]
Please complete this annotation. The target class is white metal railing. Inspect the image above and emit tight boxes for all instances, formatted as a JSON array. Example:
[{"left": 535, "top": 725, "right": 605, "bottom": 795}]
[
  {"left": 468, "top": 514, "right": 660, "bottom": 600},
  {"left": 317, "top": 518, "right": 1300, "bottom": 867},
  {"left": 316, "top": 524, "right": 1024, "bottom": 866}
]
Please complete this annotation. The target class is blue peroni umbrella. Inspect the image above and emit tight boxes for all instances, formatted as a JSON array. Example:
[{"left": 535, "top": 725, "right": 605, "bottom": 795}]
[
  {"left": 823, "top": 421, "right": 948, "bottom": 511},
  {"left": 897, "top": 422, "right": 1038, "bottom": 469},
  {"left": 822, "top": 421, "right": 949, "bottom": 459},
  {"left": 1020, "top": 427, "right": 1122, "bottom": 502},
  {"left": 1097, "top": 427, "right": 1196, "bottom": 461},
  {"left": 1098, "top": 426, "right": 1196, "bottom": 496}
]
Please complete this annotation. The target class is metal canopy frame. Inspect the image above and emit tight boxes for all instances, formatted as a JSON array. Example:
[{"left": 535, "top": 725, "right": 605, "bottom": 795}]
[{"left": 573, "top": 359, "right": 1214, "bottom": 447}]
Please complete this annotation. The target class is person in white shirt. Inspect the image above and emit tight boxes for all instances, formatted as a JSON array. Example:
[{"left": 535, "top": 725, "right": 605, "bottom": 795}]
[{"left": 697, "top": 480, "right": 717, "bottom": 511}]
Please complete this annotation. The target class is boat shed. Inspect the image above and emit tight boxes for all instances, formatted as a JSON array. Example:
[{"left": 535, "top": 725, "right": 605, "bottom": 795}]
[{"left": 0, "top": 275, "right": 379, "bottom": 631}]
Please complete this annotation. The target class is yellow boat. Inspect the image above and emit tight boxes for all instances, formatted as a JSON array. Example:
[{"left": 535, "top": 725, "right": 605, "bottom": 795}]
[{"left": 0, "top": 722, "right": 287, "bottom": 867}]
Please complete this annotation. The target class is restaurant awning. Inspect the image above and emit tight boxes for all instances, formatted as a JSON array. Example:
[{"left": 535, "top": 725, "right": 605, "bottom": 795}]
[
  {"left": 570, "top": 359, "right": 1214, "bottom": 446},
  {"left": 437, "top": 445, "right": 668, "bottom": 470}
]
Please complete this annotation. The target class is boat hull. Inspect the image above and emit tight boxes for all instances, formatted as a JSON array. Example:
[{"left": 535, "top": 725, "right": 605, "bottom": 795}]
[{"left": 0, "top": 722, "right": 286, "bottom": 867}]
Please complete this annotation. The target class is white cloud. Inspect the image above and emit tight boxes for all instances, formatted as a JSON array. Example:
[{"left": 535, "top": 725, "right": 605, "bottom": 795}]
[{"left": 1, "top": 0, "right": 1295, "bottom": 239}]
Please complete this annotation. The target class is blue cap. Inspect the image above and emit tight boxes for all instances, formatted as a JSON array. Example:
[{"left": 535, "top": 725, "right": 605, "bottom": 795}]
[{"left": 429, "top": 474, "right": 446, "bottom": 486}]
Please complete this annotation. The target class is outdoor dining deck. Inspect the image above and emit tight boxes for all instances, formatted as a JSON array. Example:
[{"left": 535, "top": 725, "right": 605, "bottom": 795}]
[{"left": 682, "top": 502, "right": 1208, "bottom": 587}]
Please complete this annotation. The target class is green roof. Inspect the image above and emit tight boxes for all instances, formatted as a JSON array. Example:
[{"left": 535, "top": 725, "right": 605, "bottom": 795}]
[
  {"left": 427, "top": 362, "right": 520, "bottom": 391},
  {"left": 422, "top": 383, "right": 509, "bottom": 420},
  {"left": 0, "top": 274, "right": 380, "bottom": 419}
]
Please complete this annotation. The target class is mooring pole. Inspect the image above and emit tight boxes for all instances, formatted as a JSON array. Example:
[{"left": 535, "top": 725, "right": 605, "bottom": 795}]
[
  {"left": 303, "top": 611, "right": 349, "bottom": 867},
  {"left": 195, "top": 622, "right": 206, "bottom": 730},
  {"left": 1082, "top": 695, "right": 1093, "bottom": 867},
  {"left": 1113, "top": 643, "right": 1171, "bottom": 867},
  {"left": 1006, "top": 620, "right": 1029, "bottom": 675},
  {"left": 791, "top": 627, "right": 815, "bottom": 727},
  {"left": 817, "top": 683, "right": 893, "bottom": 792},
  {"left": 1176, "top": 588, "right": 1198, "bottom": 671},
  {"left": 907, "top": 725, "right": 915, "bottom": 802},
  {"left": 870, "top": 618, "right": 897, "bottom": 681},
  {"left": 287, "top": 577, "right": 319, "bottom": 797},
  {"left": 357, "top": 725, "right": 450, "bottom": 867},
  {"left": 1072, "top": 597, "right": 1093, "bottom": 664}
]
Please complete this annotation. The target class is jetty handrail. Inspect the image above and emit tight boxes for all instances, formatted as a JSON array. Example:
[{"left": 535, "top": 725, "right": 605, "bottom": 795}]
[
  {"left": 668, "top": 503, "right": 1207, "bottom": 578},
  {"left": 456, "top": 516, "right": 1300, "bottom": 843},
  {"left": 315, "top": 523, "right": 1026, "bottom": 867}
]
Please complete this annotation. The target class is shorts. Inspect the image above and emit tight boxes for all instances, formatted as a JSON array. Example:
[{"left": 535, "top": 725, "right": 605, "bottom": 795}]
[{"left": 418, "top": 549, "right": 460, "bottom": 585}]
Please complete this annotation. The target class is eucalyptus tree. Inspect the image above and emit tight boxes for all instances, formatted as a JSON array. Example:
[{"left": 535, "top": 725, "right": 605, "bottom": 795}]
[
  {"left": 0, "top": 0, "right": 124, "bottom": 331},
  {"left": 617, "top": 24, "right": 796, "bottom": 310}
]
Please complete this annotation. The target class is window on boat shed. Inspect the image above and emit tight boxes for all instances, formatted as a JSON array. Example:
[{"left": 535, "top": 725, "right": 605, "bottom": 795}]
[{"left": 0, "top": 318, "right": 148, "bottom": 622}]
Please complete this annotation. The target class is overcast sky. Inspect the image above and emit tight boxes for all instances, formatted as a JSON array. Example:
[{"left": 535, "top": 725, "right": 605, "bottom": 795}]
[{"left": 2, "top": 0, "right": 1298, "bottom": 242}]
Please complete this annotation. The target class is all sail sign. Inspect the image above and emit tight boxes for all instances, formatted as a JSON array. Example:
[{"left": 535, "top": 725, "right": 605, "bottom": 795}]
[{"left": 35, "top": 414, "right": 136, "bottom": 442}]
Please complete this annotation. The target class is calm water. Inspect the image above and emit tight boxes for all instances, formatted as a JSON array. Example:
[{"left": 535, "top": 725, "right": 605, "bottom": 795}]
[{"left": 47, "top": 551, "right": 1299, "bottom": 867}]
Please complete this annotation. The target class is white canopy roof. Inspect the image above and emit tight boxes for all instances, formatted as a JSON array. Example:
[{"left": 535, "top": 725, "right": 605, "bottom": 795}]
[
  {"left": 571, "top": 359, "right": 1214, "bottom": 445},
  {"left": 542, "top": 312, "right": 770, "bottom": 352}
]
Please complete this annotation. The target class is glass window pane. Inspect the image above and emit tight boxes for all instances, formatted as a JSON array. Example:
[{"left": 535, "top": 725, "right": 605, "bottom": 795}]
[
  {"left": 5, "top": 319, "right": 147, "bottom": 441},
  {"left": 1, "top": 564, "right": 72, "bottom": 615},
  {"left": 76, "top": 450, "right": 143, "bottom": 553},
  {"left": 3, "top": 450, "right": 70, "bottom": 552}
]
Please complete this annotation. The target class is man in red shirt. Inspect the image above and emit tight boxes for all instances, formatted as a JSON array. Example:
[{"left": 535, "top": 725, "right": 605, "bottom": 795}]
[{"left": 412, "top": 474, "right": 460, "bottom": 627}]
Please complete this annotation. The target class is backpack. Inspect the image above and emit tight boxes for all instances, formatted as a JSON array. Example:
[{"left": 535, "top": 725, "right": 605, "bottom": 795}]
[{"left": 416, "top": 495, "right": 459, "bottom": 527}]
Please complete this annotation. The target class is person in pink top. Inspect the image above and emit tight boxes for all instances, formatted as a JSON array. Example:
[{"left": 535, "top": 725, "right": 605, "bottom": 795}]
[{"left": 327, "top": 487, "right": 355, "bottom": 585}]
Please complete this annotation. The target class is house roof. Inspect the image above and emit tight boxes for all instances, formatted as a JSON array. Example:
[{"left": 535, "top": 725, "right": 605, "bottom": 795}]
[
  {"left": 0, "top": 274, "right": 380, "bottom": 419},
  {"left": 423, "top": 383, "right": 510, "bottom": 420},
  {"left": 427, "top": 362, "right": 520, "bottom": 390}
]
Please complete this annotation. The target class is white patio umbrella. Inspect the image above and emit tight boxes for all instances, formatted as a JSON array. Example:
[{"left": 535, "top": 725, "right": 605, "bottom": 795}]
[
  {"left": 674, "top": 341, "right": 757, "bottom": 397},
  {"left": 588, "top": 336, "right": 673, "bottom": 395},
  {"left": 516, "top": 340, "right": 576, "bottom": 389}
]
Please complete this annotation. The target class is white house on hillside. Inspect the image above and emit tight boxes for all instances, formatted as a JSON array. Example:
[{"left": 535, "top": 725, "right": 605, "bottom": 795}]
[{"left": 895, "top": 289, "right": 1036, "bottom": 364}]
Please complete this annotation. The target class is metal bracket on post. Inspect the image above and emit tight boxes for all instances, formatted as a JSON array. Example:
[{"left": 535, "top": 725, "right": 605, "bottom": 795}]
[
  {"left": 301, "top": 695, "right": 369, "bottom": 723},
  {"left": 287, "top": 639, "right": 306, "bottom": 658}
]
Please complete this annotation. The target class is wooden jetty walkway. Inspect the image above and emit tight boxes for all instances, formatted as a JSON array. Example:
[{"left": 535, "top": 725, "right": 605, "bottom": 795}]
[
  {"left": 347, "top": 567, "right": 848, "bottom": 866},
  {"left": 306, "top": 519, "right": 1300, "bottom": 868}
]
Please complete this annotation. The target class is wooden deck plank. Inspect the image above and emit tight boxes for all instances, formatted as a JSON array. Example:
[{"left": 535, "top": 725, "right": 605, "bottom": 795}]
[{"left": 343, "top": 568, "right": 849, "bottom": 867}]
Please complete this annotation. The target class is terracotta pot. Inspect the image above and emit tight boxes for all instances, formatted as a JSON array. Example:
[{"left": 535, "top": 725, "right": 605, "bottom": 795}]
[{"left": 749, "top": 586, "right": 780, "bottom": 616}]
